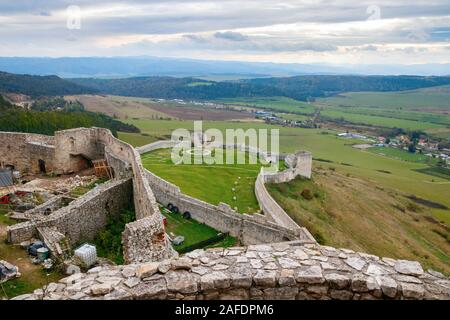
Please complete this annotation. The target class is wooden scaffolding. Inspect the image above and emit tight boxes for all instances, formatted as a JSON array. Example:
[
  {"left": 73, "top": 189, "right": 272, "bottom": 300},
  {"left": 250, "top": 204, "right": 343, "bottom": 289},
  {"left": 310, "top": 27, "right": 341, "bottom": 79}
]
[{"left": 92, "top": 159, "right": 114, "bottom": 179}]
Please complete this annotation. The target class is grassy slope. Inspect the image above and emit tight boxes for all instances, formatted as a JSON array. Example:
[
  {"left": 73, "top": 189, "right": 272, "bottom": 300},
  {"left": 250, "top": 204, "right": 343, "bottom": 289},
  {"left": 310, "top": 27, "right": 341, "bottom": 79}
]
[{"left": 267, "top": 172, "right": 449, "bottom": 275}]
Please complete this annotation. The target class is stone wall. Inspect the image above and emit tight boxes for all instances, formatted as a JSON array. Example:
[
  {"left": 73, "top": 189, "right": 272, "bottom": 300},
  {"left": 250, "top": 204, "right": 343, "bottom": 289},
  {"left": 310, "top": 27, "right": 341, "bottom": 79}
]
[
  {"left": 255, "top": 170, "right": 302, "bottom": 231},
  {"left": 0, "top": 132, "right": 56, "bottom": 174},
  {"left": 7, "top": 179, "right": 133, "bottom": 245},
  {"left": 15, "top": 242, "right": 449, "bottom": 300},
  {"left": 253, "top": 151, "right": 313, "bottom": 231},
  {"left": 1, "top": 128, "right": 175, "bottom": 263},
  {"left": 136, "top": 140, "right": 178, "bottom": 154},
  {"left": 145, "top": 169, "right": 315, "bottom": 245},
  {"left": 122, "top": 215, "right": 175, "bottom": 264}
]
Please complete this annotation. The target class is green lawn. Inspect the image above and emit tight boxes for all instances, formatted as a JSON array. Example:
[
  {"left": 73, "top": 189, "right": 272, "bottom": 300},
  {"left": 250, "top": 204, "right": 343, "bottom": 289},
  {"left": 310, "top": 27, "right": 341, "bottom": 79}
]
[
  {"left": 161, "top": 208, "right": 232, "bottom": 252},
  {"left": 142, "top": 148, "right": 270, "bottom": 214}
]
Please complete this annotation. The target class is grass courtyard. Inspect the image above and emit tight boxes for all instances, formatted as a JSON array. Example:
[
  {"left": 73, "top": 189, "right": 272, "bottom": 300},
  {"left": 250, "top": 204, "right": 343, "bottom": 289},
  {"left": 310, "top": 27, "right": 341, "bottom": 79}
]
[
  {"left": 142, "top": 148, "right": 274, "bottom": 214},
  {"left": 161, "top": 208, "right": 236, "bottom": 252}
]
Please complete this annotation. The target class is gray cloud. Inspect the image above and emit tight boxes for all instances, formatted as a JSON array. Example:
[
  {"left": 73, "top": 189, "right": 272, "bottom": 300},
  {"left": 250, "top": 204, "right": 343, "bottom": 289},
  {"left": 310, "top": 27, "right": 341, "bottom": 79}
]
[
  {"left": 0, "top": 0, "right": 449, "bottom": 65},
  {"left": 214, "top": 31, "right": 249, "bottom": 41}
]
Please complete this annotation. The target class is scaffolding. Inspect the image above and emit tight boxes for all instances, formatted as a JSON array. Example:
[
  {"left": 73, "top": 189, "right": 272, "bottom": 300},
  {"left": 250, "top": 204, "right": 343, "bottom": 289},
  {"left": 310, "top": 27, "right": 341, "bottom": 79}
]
[{"left": 91, "top": 159, "right": 114, "bottom": 180}]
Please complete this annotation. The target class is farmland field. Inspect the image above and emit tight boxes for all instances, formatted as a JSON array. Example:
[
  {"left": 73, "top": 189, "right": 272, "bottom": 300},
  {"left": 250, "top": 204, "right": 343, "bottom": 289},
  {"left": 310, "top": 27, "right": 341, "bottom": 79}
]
[
  {"left": 218, "top": 96, "right": 316, "bottom": 114},
  {"left": 66, "top": 94, "right": 255, "bottom": 121},
  {"left": 318, "top": 85, "right": 450, "bottom": 110},
  {"left": 320, "top": 108, "right": 445, "bottom": 130},
  {"left": 367, "top": 146, "right": 439, "bottom": 165},
  {"left": 65, "top": 95, "right": 173, "bottom": 120}
]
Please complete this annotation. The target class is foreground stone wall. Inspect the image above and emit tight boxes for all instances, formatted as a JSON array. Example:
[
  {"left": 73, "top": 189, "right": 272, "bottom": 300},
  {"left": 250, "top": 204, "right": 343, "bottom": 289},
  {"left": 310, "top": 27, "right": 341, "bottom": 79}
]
[{"left": 15, "top": 242, "right": 449, "bottom": 300}]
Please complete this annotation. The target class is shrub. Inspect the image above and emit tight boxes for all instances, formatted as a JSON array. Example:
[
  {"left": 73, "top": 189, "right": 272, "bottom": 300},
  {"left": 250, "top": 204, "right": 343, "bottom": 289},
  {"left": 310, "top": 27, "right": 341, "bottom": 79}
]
[{"left": 301, "top": 188, "right": 314, "bottom": 200}]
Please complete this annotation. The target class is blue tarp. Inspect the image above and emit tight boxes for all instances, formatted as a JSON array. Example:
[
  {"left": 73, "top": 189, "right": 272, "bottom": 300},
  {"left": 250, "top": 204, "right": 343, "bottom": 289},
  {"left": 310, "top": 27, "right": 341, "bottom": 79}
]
[{"left": 0, "top": 170, "right": 13, "bottom": 187}]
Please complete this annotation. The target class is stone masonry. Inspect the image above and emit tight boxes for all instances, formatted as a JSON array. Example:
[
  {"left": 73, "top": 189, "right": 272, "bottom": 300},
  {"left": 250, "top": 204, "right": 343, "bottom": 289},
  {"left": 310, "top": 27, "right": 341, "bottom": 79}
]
[{"left": 14, "top": 242, "right": 449, "bottom": 300}]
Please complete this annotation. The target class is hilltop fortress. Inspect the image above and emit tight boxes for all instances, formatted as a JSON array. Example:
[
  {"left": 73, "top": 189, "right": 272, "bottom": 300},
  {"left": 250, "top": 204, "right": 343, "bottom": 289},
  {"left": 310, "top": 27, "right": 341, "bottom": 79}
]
[{"left": 0, "top": 128, "right": 448, "bottom": 300}]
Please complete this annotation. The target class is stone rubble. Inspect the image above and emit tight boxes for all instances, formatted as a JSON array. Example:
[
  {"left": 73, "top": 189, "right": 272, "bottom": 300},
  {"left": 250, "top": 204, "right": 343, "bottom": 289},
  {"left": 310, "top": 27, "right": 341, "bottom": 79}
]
[{"left": 12, "top": 242, "right": 449, "bottom": 300}]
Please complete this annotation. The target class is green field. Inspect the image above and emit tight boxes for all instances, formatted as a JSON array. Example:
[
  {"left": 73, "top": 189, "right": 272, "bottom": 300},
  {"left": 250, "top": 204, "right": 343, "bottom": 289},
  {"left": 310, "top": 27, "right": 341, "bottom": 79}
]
[
  {"left": 413, "top": 167, "right": 450, "bottom": 181},
  {"left": 320, "top": 108, "right": 444, "bottom": 130},
  {"left": 218, "top": 96, "right": 316, "bottom": 114},
  {"left": 323, "top": 106, "right": 450, "bottom": 126},
  {"left": 120, "top": 119, "right": 450, "bottom": 225},
  {"left": 142, "top": 148, "right": 272, "bottom": 213},
  {"left": 319, "top": 86, "right": 450, "bottom": 110},
  {"left": 367, "top": 147, "right": 439, "bottom": 165}
]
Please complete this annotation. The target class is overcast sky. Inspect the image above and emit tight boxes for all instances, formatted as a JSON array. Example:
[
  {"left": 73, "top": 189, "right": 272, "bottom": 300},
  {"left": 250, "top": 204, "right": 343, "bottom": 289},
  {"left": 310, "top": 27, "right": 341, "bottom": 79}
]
[{"left": 0, "top": 0, "right": 449, "bottom": 65}]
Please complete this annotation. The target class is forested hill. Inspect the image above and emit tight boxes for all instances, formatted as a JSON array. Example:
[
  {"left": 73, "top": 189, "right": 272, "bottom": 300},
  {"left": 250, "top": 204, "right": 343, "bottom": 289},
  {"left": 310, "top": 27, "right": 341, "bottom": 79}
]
[
  {"left": 0, "top": 95, "right": 139, "bottom": 136},
  {"left": 0, "top": 71, "right": 97, "bottom": 97},
  {"left": 2, "top": 70, "right": 450, "bottom": 101},
  {"left": 0, "top": 93, "right": 11, "bottom": 108},
  {"left": 245, "top": 75, "right": 450, "bottom": 100},
  {"left": 69, "top": 75, "right": 450, "bottom": 101},
  {"left": 69, "top": 76, "right": 283, "bottom": 100}
]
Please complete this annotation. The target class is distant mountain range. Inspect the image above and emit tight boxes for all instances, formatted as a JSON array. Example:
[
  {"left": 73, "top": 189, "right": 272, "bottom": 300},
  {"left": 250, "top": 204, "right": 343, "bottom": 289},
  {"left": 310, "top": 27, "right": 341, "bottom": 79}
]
[
  {"left": 0, "top": 57, "right": 450, "bottom": 78},
  {"left": 2, "top": 71, "right": 450, "bottom": 101}
]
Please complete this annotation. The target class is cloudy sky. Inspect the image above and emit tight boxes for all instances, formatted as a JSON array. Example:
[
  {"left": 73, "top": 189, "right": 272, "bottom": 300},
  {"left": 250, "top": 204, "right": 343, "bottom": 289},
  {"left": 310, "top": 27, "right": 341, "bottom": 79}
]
[{"left": 0, "top": 0, "right": 449, "bottom": 65}]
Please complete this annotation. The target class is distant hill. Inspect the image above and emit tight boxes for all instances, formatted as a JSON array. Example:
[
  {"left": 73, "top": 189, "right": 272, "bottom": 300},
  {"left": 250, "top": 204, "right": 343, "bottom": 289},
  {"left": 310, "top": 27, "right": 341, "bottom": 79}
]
[
  {"left": 69, "top": 75, "right": 450, "bottom": 101},
  {"left": 245, "top": 75, "right": 450, "bottom": 101},
  {"left": 0, "top": 71, "right": 96, "bottom": 97},
  {"left": 1, "top": 57, "right": 450, "bottom": 78},
  {"left": 0, "top": 94, "right": 139, "bottom": 136},
  {"left": 2, "top": 70, "right": 450, "bottom": 102}
]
